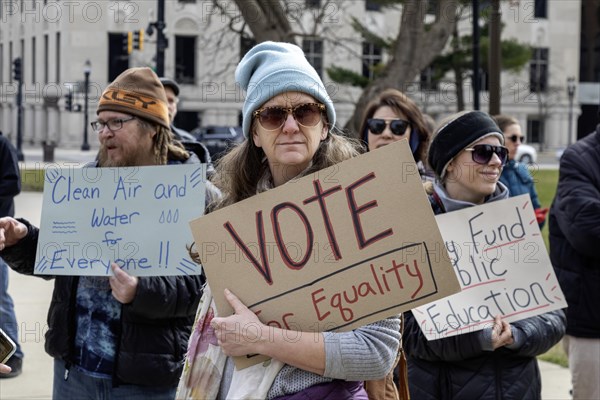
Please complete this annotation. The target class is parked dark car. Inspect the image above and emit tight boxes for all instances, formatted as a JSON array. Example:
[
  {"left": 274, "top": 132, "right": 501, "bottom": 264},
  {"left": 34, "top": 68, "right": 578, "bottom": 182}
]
[{"left": 191, "top": 125, "right": 244, "bottom": 161}]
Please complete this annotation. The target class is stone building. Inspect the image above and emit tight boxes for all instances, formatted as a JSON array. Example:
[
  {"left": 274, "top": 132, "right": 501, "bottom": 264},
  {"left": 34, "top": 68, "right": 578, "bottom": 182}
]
[{"left": 0, "top": 0, "right": 593, "bottom": 152}]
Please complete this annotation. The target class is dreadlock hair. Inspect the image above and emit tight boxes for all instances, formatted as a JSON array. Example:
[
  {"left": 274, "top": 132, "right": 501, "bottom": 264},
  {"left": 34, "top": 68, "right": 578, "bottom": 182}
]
[{"left": 137, "top": 118, "right": 189, "bottom": 165}]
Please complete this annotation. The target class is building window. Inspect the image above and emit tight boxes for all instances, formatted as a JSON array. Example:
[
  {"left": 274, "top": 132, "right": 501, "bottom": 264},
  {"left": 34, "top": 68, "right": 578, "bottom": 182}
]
[
  {"left": 55, "top": 32, "right": 60, "bottom": 82},
  {"left": 534, "top": 0, "right": 547, "bottom": 19},
  {"left": 302, "top": 38, "right": 323, "bottom": 77},
  {"left": 9, "top": 42, "right": 13, "bottom": 84},
  {"left": 305, "top": 0, "right": 321, "bottom": 7},
  {"left": 44, "top": 34, "right": 48, "bottom": 84},
  {"left": 175, "top": 35, "right": 196, "bottom": 84},
  {"left": 365, "top": 1, "right": 381, "bottom": 11},
  {"left": 362, "top": 42, "right": 382, "bottom": 79},
  {"left": 419, "top": 66, "right": 439, "bottom": 91},
  {"left": 426, "top": 0, "right": 439, "bottom": 15},
  {"left": 527, "top": 117, "right": 542, "bottom": 144},
  {"left": 529, "top": 47, "right": 548, "bottom": 93},
  {"left": 240, "top": 35, "right": 256, "bottom": 60},
  {"left": 0, "top": 44, "right": 3, "bottom": 84},
  {"left": 108, "top": 33, "right": 129, "bottom": 81},
  {"left": 31, "top": 37, "right": 36, "bottom": 84}
]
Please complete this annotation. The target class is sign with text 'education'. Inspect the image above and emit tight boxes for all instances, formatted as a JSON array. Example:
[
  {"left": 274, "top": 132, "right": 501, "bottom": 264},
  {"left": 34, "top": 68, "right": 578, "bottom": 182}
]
[
  {"left": 412, "top": 194, "right": 567, "bottom": 340},
  {"left": 189, "top": 140, "right": 461, "bottom": 368},
  {"left": 35, "top": 164, "right": 206, "bottom": 277}
]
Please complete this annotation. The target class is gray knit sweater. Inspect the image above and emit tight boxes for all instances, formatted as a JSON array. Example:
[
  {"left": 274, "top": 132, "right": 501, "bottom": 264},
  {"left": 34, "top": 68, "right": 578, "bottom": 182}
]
[{"left": 217, "top": 316, "right": 401, "bottom": 399}]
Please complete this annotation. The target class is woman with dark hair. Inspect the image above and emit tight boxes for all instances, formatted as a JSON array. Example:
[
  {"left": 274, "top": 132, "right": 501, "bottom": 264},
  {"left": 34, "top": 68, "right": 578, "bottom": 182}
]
[
  {"left": 403, "top": 110, "right": 565, "bottom": 399},
  {"left": 359, "top": 88, "right": 434, "bottom": 181}
]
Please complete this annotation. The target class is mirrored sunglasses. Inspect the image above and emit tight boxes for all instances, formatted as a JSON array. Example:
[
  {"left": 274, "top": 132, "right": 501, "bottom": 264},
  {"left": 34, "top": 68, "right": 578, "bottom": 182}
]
[
  {"left": 253, "top": 103, "right": 326, "bottom": 131},
  {"left": 464, "top": 144, "right": 509, "bottom": 166},
  {"left": 367, "top": 118, "right": 410, "bottom": 136},
  {"left": 508, "top": 134, "right": 525, "bottom": 143}
]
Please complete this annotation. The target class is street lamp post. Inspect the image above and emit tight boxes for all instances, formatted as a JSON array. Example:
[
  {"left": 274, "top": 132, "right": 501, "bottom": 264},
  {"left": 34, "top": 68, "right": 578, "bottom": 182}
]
[
  {"left": 567, "top": 77, "right": 576, "bottom": 147},
  {"left": 81, "top": 59, "right": 91, "bottom": 151}
]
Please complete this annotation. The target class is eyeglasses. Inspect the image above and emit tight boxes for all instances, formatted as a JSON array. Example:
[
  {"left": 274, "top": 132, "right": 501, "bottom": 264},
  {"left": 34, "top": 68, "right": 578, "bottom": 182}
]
[
  {"left": 464, "top": 144, "right": 509, "bottom": 166},
  {"left": 367, "top": 118, "right": 410, "bottom": 136},
  {"left": 253, "top": 103, "right": 326, "bottom": 131},
  {"left": 508, "top": 134, "right": 525, "bottom": 143},
  {"left": 91, "top": 116, "right": 136, "bottom": 133}
]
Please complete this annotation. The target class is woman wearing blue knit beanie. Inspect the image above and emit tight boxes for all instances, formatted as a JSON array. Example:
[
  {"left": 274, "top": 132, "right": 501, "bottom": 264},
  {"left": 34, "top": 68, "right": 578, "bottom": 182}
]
[
  {"left": 403, "top": 110, "right": 565, "bottom": 399},
  {"left": 182, "top": 42, "right": 400, "bottom": 399}
]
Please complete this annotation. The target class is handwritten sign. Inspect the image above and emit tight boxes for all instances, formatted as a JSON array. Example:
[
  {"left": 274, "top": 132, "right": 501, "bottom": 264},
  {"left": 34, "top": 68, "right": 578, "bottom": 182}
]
[
  {"left": 412, "top": 194, "right": 567, "bottom": 340},
  {"left": 189, "top": 140, "right": 461, "bottom": 368},
  {"left": 35, "top": 164, "right": 207, "bottom": 277}
]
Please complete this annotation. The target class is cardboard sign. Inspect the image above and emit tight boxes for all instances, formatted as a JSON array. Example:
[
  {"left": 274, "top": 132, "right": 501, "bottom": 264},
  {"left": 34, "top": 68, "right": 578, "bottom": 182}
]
[
  {"left": 189, "top": 140, "right": 461, "bottom": 368},
  {"left": 412, "top": 194, "right": 567, "bottom": 340},
  {"left": 35, "top": 164, "right": 206, "bottom": 277}
]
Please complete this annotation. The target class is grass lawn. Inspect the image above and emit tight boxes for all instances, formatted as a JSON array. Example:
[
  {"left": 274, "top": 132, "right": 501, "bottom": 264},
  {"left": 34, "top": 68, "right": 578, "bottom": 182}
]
[
  {"left": 20, "top": 168, "right": 45, "bottom": 192},
  {"left": 531, "top": 168, "right": 569, "bottom": 368}
]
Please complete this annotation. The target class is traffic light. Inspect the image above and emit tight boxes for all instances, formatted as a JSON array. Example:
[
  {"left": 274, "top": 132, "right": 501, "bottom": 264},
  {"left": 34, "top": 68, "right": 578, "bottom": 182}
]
[
  {"left": 65, "top": 90, "right": 73, "bottom": 112},
  {"left": 127, "top": 31, "right": 134, "bottom": 54},
  {"left": 123, "top": 30, "right": 144, "bottom": 55},
  {"left": 133, "top": 29, "right": 144, "bottom": 51},
  {"left": 12, "top": 58, "right": 22, "bottom": 82}
]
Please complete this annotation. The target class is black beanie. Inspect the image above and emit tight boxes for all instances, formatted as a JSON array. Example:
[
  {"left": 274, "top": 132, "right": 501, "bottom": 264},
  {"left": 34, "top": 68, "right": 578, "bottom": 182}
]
[{"left": 428, "top": 111, "right": 504, "bottom": 178}]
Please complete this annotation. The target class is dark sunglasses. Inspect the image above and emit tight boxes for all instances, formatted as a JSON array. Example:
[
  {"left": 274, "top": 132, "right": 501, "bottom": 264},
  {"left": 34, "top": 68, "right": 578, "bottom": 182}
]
[
  {"left": 464, "top": 144, "right": 509, "bottom": 166},
  {"left": 508, "top": 134, "right": 525, "bottom": 143},
  {"left": 367, "top": 118, "right": 410, "bottom": 136},
  {"left": 253, "top": 103, "right": 326, "bottom": 131}
]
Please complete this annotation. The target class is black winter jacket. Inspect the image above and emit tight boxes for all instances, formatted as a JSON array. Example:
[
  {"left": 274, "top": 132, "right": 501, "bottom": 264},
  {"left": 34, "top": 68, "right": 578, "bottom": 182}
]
[
  {"left": 404, "top": 188, "right": 566, "bottom": 399},
  {"left": 549, "top": 125, "right": 600, "bottom": 338},
  {"left": 0, "top": 158, "right": 218, "bottom": 387},
  {"left": 0, "top": 134, "right": 21, "bottom": 217},
  {"left": 2, "top": 220, "right": 203, "bottom": 387}
]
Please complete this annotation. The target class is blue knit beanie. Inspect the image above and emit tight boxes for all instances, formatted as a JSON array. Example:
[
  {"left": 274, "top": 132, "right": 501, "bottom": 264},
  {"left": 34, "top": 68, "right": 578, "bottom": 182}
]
[{"left": 235, "top": 41, "right": 336, "bottom": 138}]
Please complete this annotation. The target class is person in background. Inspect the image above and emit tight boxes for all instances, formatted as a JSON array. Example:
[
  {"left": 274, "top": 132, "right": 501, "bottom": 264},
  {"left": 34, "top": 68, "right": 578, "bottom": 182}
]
[
  {"left": 359, "top": 88, "right": 434, "bottom": 182},
  {"left": 549, "top": 117, "right": 600, "bottom": 400},
  {"left": 493, "top": 114, "right": 548, "bottom": 227},
  {"left": 0, "top": 67, "right": 216, "bottom": 399},
  {"left": 358, "top": 89, "right": 435, "bottom": 399},
  {"left": 180, "top": 41, "right": 400, "bottom": 400},
  {"left": 404, "top": 110, "right": 565, "bottom": 399},
  {"left": 0, "top": 132, "right": 23, "bottom": 379},
  {"left": 160, "top": 77, "right": 213, "bottom": 175}
]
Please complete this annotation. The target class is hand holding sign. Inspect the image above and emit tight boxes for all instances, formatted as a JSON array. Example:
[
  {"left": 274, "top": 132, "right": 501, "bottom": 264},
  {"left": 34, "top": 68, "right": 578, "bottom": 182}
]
[
  {"left": 211, "top": 288, "right": 265, "bottom": 358},
  {"left": 109, "top": 263, "right": 139, "bottom": 304},
  {"left": 0, "top": 217, "right": 28, "bottom": 251},
  {"left": 490, "top": 315, "right": 514, "bottom": 350}
]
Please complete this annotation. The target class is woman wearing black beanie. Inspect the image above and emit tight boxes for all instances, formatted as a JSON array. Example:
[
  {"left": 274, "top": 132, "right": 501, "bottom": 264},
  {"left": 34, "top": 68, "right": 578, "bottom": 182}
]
[{"left": 403, "top": 110, "right": 566, "bottom": 399}]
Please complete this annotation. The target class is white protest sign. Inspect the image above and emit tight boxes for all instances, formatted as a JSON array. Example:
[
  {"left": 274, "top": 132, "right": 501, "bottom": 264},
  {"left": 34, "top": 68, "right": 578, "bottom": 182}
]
[
  {"left": 412, "top": 194, "right": 567, "bottom": 340},
  {"left": 35, "top": 164, "right": 206, "bottom": 277}
]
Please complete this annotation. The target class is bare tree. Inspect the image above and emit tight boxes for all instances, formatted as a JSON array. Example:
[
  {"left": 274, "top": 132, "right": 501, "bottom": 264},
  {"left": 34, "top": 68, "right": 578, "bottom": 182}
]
[
  {"left": 221, "top": 0, "right": 458, "bottom": 136},
  {"left": 342, "top": 0, "right": 458, "bottom": 134}
]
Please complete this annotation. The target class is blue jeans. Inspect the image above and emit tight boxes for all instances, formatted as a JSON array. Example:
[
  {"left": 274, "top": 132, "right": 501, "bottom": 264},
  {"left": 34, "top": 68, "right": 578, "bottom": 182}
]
[
  {"left": 0, "top": 258, "right": 23, "bottom": 358},
  {"left": 53, "top": 360, "right": 177, "bottom": 400}
]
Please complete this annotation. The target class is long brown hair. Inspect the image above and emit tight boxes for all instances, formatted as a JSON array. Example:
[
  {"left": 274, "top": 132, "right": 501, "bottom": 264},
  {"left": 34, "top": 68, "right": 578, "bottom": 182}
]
[{"left": 359, "top": 88, "right": 431, "bottom": 164}]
